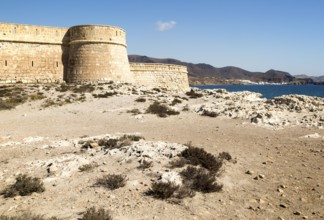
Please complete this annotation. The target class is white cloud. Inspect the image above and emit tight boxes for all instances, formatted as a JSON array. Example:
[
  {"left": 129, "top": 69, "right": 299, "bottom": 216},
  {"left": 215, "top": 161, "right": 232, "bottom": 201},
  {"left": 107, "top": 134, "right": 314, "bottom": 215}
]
[{"left": 156, "top": 20, "right": 176, "bottom": 32}]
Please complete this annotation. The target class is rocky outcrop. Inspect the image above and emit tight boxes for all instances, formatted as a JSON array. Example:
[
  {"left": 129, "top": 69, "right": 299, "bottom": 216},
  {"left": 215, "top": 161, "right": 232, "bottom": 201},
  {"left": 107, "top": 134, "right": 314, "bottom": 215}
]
[{"left": 190, "top": 88, "right": 324, "bottom": 129}]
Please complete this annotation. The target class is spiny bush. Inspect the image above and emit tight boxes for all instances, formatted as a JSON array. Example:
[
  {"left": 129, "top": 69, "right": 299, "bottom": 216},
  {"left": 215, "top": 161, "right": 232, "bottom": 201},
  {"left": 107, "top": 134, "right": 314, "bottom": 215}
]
[
  {"left": 180, "top": 166, "right": 223, "bottom": 193},
  {"left": 146, "top": 101, "right": 179, "bottom": 117},
  {"left": 82, "top": 207, "right": 113, "bottom": 220},
  {"left": 185, "top": 89, "right": 203, "bottom": 99},
  {"left": 181, "top": 146, "right": 223, "bottom": 174},
  {"left": 1, "top": 174, "right": 45, "bottom": 198},
  {"left": 79, "top": 162, "right": 99, "bottom": 172},
  {"left": 95, "top": 174, "right": 126, "bottom": 190},
  {"left": 135, "top": 97, "right": 146, "bottom": 102}
]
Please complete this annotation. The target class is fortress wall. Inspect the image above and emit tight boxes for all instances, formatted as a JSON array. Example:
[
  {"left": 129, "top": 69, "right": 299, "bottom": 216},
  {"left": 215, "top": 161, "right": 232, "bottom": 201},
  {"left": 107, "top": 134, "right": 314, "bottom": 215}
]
[
  {"left": 67, "top": 25, "right": 133, "bottom": 83},
  {"left": 0, "top": 23, "right": 69, "bottom": 44},
  {"left": 0, "top": 42, "right": 68, "bottom": 83},
  {"left": 130, "top": 63, "right": 190, "bottom": 92},
  {"left": 0, "top": 23, "right": 69, "bottom": 83}
]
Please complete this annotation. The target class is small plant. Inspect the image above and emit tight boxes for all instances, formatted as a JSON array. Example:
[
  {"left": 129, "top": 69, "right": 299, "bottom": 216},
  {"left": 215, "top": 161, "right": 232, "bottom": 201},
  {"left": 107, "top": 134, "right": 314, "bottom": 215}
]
[
  {"left": 150, "top": 181, "right": 179, "bottom": 199},
  {"left": 171, "top": 98, "right": 182, "bottom": 106},
  {"left": 95, "top": 174, "right": 126, "bottom": 190},
  {"left": 218, "top": 152, "right": 232, "bottom": 161},
  {"left": 79, "top": 162, "right": 99, "bottom": 172},
  {"left": 182, "top": 105, "right": 190, "bottom": 111},
  {"left": 1, "top": 174, "right": 45, "bottom": 198},
  {"left": 126, "top": 108, "right": 141, "bottom": 115},
  {"left": 201, "top": 110, "right": 218, "bottom": 117},
  {"left": 82, "top": 207, "right": 113, "bottom": 220},
  {"left": 180, "top": 166, "right": 222, "bottom": 193},
  {"left": 93, "top": 91, "right": 118, "bottom": 98},
  {"left": 181, "top": 146, "right": 223, "bottom": 174},
  {"left": 55, "top": 83, "right": 72, "bottom": 92},
  {"left": 0, "top": 96, "right": 28, "bottom": 110},
  {"left": 169, "top": 158, "right": 187, "bottom": 168},
  {"left": 0, "top": 212, "right": 60, "bottom": 220},
  {"left": 29, "top": 93, "right": 46, "bottom": 101},
  {"left": 135, "top": 97, "right": 146, "bottom": 102},
  {"left": 72, "top": 84, "right": 95, "bottom": 93},
  {"left": 185, "top": 89, "right": 203, "bottom": 99},
  {"left": 120, "top": 134, "right": 144, "bottom": 142},
  {"left": 146, "top": 102, "right": 179, "bottom": 117},
  {"left": 96, "top": 135, "right": 144, "bottom": 150},
  {"left": 97, "top": 139, "right": 118, "bottom": 150}
]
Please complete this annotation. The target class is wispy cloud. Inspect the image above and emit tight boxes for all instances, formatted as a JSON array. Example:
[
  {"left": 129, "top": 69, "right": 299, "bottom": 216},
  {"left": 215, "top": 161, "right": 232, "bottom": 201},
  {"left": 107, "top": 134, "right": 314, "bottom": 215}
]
[{"left": 156, "top": 20, "right": 176, "bottom": 32}]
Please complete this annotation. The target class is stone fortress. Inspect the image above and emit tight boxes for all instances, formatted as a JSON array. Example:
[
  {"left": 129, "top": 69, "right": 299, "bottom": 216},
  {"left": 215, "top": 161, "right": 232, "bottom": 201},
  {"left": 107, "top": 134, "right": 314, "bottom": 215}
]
[{"left": 0, "top": 23, "right": 189, "bottom": 92}]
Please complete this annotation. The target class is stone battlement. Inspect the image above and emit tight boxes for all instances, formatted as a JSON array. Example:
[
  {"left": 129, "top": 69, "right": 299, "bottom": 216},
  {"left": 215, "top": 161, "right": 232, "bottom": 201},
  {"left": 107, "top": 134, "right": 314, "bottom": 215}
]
[
  {"left": 0, "top": 22, "right": 189, "bottom": 92},
  {"left": 0, "top": 23, "right": 69, "bottom": 45}
]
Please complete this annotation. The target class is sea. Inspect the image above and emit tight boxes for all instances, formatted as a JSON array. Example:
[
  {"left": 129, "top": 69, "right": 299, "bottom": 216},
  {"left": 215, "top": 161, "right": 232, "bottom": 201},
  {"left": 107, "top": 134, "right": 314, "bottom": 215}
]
[{"left": 194, "top": 84, "right": 324, "bottom": 99}]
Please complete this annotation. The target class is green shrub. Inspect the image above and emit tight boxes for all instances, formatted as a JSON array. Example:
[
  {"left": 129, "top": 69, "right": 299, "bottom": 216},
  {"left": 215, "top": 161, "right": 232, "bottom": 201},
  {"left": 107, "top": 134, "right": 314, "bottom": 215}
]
[
  {"left": 82, "top": 207, "right": 113, "bottom": 220},
  {"left": 95, "top": 174, "right": 126, "bottom": 190},
  {"left": 146, "top": 102, "right": 179, "bottom": 117},
  {"left": 1, "top": 174, "right": 45, "bottom": 198}
]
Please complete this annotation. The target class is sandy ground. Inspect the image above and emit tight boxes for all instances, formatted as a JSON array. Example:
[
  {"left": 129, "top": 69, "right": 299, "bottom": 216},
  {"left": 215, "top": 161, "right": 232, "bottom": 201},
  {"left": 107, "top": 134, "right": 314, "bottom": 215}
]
[{"left": 0, "top": 83, "right": 323, "bottom": 220}]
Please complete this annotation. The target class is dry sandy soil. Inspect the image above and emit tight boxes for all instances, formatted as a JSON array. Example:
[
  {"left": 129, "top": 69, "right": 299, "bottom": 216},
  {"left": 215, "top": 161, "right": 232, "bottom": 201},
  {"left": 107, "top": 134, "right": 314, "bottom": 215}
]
[{"left": 0, "top": 83, "right": 323, "bottom": 220}]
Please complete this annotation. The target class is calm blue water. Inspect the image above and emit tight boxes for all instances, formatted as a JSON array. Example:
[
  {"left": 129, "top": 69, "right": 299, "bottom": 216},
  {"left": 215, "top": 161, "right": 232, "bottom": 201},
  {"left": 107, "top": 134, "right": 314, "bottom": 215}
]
[{"left": 194, "top": 84, "right": 324, "bottom": 99}]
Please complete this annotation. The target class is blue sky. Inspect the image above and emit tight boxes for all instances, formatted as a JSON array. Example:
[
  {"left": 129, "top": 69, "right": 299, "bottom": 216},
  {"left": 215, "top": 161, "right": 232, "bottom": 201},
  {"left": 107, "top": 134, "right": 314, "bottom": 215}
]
[{"left": 1, "top": 0, "right": 323, "bottom": 76}]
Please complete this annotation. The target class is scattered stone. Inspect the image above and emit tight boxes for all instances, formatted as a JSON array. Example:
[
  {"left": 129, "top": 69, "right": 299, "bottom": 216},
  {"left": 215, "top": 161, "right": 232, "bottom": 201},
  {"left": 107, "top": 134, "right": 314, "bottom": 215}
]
[
  {"left": 245, "top": 170, "right": 254, "bottom": 175},
  {"left": 293, "top": 211, "right": 301, "bottom": 215},
  {"left": 258, "top": 174, "right": 265, "bottom": 179},
  {"left": 279, "top": 203, "right": 288, "bottom": 208}
]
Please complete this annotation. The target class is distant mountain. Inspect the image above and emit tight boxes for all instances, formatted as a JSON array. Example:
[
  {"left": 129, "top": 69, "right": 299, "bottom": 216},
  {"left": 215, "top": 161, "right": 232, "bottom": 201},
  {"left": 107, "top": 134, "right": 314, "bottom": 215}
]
[
  {"left": 295, "top": 74, "right": 324, "bottom": 83},
  {"left": 129, "top": 55, "right": 312, "bottom": 85}
]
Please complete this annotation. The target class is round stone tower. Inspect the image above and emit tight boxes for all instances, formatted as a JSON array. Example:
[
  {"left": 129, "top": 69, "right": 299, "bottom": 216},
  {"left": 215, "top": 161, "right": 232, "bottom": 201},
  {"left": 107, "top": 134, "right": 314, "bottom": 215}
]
[{"left": 66, "top": 25, "right": 133, "bottom": 83}]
